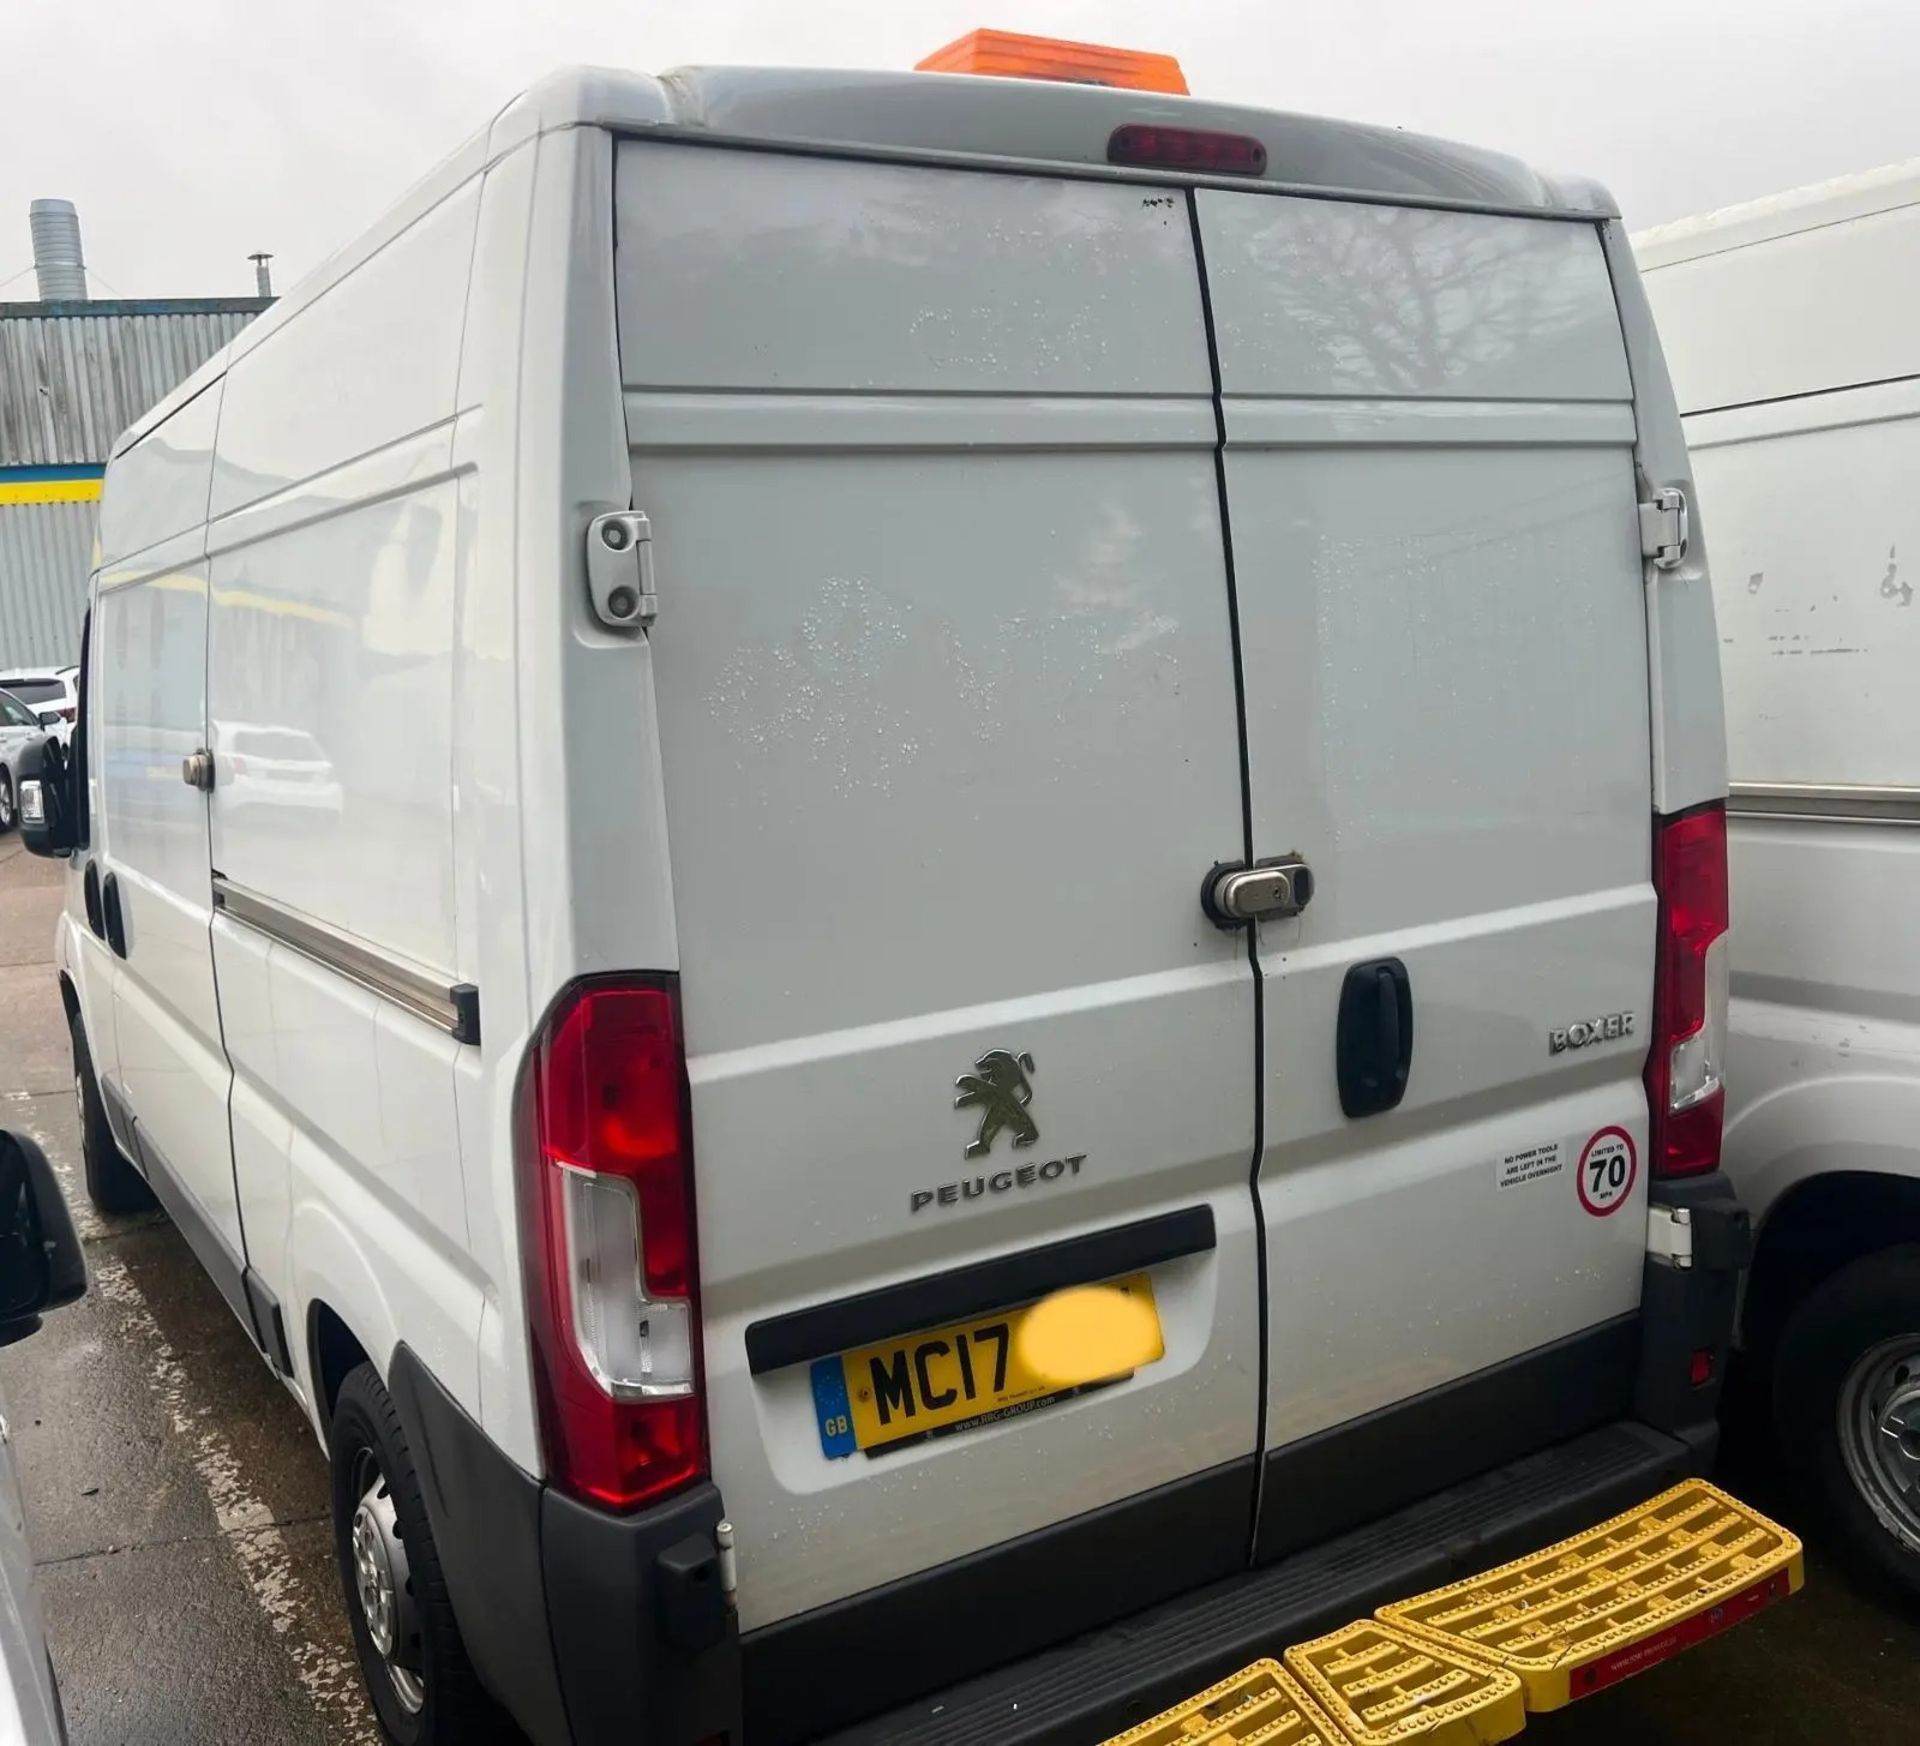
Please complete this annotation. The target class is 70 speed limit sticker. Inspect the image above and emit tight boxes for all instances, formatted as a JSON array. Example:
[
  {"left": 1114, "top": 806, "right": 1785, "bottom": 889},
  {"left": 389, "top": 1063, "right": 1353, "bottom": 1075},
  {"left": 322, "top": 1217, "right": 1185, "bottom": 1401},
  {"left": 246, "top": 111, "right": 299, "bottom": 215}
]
[{"left": 1576, "top": 1126, "right": 1638, "bottom": 1216}]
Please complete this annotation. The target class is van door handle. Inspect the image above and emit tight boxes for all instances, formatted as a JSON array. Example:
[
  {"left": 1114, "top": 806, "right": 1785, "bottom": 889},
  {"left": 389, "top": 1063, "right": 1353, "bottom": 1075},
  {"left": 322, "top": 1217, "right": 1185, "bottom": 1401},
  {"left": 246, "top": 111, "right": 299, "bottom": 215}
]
[
  {"left": 82, "top": 859, "right": 106, "bottom": 940},
  {"left": 1337, "top": 956, "right": 1412, "bottom": 1118},
  {"left": 101, "top": 872, "right": 128, "bottom": 959},
  {"left": 1373, "top": 964, "right": 1400, "bottom": 1072}
]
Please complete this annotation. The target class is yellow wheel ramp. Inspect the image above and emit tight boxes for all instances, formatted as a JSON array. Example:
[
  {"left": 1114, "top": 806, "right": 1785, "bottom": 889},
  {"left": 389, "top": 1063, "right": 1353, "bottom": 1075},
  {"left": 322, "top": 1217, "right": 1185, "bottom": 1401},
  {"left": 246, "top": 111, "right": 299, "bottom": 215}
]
[
  {"left": 1097, "top": 1660, "right": 1351, "bottom": 1746},
  {"left": 1282, "top": 1622, "right": 1525, "bottom": 1745},
  {"left": 1097, "top": 1481, "right": 1803, "bottom": 1745},
  {"left": 1376, "top": 1480, "right": 1804, "bottom": 1710}
]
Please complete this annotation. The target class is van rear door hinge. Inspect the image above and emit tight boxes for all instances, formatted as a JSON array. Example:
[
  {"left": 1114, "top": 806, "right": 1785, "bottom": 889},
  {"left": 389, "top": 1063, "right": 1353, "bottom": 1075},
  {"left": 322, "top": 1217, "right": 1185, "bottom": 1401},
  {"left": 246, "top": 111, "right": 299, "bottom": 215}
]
[
  {"left": 1647, "top": 1203, "right": 1694, "bottom": 1269},
  {"left": 586, "top": 510, "right": 657, "bottom": 630},
  {"left": 1638, "top": 487, "right": 1689, "bottom": 571}
]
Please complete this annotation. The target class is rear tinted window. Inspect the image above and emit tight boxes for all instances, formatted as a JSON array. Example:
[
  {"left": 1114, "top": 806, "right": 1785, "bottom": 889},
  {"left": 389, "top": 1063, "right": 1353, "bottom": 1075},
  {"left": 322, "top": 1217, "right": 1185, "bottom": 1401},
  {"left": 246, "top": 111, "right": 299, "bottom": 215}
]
[{"left": 0, "top": 679, "right": 62, "bottom": 704}]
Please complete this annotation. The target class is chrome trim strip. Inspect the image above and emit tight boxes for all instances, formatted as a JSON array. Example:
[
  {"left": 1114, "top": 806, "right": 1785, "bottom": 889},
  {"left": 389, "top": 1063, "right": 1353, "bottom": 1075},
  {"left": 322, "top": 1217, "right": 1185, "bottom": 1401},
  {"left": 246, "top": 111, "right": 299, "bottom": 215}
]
[
  {"left": 211, "top": 876, "right": 479, "bottom": 1043},
  {"left": 1727, "top": 782, "right": 1920, "bottom": 825}
]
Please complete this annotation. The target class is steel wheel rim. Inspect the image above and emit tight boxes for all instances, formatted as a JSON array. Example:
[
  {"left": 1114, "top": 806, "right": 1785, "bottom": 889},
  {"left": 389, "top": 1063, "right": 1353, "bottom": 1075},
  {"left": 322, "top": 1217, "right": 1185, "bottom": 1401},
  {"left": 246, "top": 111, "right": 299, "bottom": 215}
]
[
  {"left": 1839, "top": 1334, "right": 1920, "bottom": 1554},
  {"left": 350, "top": 1450, "right": 425, "bottom": 1714}
]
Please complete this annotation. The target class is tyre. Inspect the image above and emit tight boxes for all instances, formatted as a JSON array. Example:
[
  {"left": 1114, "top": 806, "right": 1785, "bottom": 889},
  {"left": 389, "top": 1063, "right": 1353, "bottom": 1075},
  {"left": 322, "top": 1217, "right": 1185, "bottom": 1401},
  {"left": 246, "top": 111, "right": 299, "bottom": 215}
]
[
  {"left": 328, "top": 1363, "right": 516, "bottom": 1745},
  {"left": 71, "top": 1010, "right": 154, "bottom": 1215},
  {"left": 0, "top": 770, "right": 14, "bottom": 833},
  {"left": 1774, "top": 1244, "right": 1920, "bottom": 1598}
]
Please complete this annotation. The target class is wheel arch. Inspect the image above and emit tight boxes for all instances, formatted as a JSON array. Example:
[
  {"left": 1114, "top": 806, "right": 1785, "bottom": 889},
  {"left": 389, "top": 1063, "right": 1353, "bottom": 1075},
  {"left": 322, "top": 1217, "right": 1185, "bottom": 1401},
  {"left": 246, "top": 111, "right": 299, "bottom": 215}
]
[
  {"left": 308, "top": 1298, "right": 375, "bottom": 1433},
  {"left": 1727, "top": 1069, "right": 1920, "bottom": 1359},
  {"left": 293, "top": 1198, "right": 401, "bottom": 1439},
  {"left": 1746, "top": 1169, "right": 1920, "bottom": 1365}
]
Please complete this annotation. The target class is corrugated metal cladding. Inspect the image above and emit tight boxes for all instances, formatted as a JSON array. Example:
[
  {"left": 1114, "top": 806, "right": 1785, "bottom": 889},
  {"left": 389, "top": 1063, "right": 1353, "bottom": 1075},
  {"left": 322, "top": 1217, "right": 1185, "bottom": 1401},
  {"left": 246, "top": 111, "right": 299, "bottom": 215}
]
[
  {"left": 0, "top": 297, "right": 269, "bottom": 667},
  {"left": 0, "top": 299, "right": 268, "bottom": 466},
  {"left": 0, "top": 497, "right": 94, "bottom": 665}
]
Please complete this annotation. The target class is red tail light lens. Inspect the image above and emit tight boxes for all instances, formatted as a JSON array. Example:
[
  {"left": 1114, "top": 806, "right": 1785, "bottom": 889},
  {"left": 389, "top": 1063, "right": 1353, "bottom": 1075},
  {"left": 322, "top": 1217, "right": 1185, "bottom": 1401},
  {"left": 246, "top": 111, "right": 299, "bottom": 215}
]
[
  {"left": 1645, "top": 804, "right": 1729, "bottom": 1177},
  {"left": 1108, "top": 124, "right": 1268, "bottom": 177},
  {"left": 519, "top": 978, "right": 705, "bottom": 1510}
]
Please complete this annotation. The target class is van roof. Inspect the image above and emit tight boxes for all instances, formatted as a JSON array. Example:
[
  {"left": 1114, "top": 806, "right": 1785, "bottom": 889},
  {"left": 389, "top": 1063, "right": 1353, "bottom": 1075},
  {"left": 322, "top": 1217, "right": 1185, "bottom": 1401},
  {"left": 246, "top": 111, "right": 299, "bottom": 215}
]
[
  {"left": 118, "top": 63, "right": 1615, "bottom": 457},
  {"left": 1632, "top": 157, "right": 1920, "bottom": 270}
]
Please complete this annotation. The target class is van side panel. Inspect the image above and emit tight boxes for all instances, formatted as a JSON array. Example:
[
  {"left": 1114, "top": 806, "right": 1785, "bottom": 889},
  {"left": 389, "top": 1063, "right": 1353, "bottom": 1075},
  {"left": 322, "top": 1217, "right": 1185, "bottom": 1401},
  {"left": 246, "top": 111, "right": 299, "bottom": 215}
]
[
  {"left": 616, "top": 143, "right": 1261, "bottom": 1638},
  {"left": 208, "top": 188, "right": 476, "bottom": 521},
  {"left": 1685, "top": 383, "right": 1920, "bottom": 791},
  {"left": 83, "top": 381, "right": 225, "bottom": 1123},
  {"left": 1642, "top": 209, "right": 1920, "bottom": 1235},
  {"left": 206, "top": 181, "right": 486, "bottom": 1421},
  {"left": 96, "top": 528, "right": 237, "bottom": 1264},
  {"left": 448, "top": 134, "right": 544, "bottom": 1469},
  {"left": 1634, "top": 196, "right": 1920, "bottom": 415},
  {"left": 96, "top": 382, "right": 224, "bottom": 572}
]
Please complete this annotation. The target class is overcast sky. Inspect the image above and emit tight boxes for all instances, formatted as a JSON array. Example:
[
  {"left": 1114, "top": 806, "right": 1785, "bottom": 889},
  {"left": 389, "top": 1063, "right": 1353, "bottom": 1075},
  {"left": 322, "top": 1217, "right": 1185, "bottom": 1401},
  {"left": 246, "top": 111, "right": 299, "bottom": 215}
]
[{"left": 4, "top": 0, "right": 1918, "bottom": 300}]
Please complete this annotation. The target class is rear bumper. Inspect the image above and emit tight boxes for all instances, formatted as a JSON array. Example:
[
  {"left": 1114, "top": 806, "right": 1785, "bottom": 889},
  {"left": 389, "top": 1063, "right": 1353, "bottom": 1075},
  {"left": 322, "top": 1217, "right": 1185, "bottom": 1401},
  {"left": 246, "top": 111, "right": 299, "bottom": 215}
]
[{"left": 390, "top": 1173, "right": 1749, "bottom": 1746}]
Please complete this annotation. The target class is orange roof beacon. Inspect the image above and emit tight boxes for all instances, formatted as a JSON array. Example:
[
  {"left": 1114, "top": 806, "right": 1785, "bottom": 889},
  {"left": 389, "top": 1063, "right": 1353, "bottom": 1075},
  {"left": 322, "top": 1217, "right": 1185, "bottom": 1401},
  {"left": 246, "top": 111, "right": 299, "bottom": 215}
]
[{"left": 916, "top": 28, "right": 1189, "bottom": 95}]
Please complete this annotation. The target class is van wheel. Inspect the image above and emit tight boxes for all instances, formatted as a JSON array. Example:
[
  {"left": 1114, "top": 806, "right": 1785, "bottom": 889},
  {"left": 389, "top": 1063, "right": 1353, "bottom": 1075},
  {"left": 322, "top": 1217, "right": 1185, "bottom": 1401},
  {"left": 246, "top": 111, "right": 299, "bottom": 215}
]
[
  {"left": 329, "top": 1363, "right": 515, "bottom": 1745},
  {"left": 71, "top": 1012, "right": 154, "bottom": 1214},
  {"left": 1774, "top": 1245, "right": 1920, "bottom": 1599}
]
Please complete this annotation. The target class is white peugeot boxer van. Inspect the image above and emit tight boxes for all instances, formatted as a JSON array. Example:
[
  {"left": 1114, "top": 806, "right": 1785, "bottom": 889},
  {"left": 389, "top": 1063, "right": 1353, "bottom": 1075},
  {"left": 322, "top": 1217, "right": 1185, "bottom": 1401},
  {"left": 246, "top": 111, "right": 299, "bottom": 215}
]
[
  {"left": 22, "top": 45, "right": 1744, "bottom": 1746},
  {"left": 1639, "top": 168, "right": 1920, "bottom": 1598}
]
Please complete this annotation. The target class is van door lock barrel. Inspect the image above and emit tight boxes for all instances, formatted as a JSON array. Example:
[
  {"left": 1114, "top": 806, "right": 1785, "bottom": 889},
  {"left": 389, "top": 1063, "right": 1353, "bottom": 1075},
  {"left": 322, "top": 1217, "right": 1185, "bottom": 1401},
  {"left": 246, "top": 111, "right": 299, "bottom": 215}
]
[{"left": 1202, "top": 855, "right": 1314, "bottom": 928}]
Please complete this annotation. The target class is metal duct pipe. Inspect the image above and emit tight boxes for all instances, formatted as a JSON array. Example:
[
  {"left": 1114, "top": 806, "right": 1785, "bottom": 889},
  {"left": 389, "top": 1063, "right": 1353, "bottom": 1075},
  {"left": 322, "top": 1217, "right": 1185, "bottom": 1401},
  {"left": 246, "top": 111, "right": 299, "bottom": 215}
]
[
  {"left": 249, "top": 251, "right": 274, "bottom": 298},
  {"left": 29, "top": 199, "right": 87, "bottom": 301}
]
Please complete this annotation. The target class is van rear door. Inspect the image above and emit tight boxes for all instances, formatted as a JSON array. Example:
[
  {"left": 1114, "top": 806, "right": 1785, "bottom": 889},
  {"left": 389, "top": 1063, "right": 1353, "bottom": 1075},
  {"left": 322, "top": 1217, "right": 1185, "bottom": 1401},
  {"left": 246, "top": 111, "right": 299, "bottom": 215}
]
[
  {"left": 1192, "top": 192, "right": 1659, "bottom": 1557},
  {"left": 615, "top": 141, "right": 1261, "bottom": 1689}
]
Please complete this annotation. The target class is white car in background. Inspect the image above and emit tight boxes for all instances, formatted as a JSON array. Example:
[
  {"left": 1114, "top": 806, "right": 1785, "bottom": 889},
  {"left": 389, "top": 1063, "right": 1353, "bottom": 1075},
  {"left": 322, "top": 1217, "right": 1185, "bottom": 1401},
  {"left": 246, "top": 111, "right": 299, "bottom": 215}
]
[
  {"left": 0, "top": 672, "right": 77, "bottom": 742},
  {"left": 0, "top": 691, "right": 52, "bottom": 834}
]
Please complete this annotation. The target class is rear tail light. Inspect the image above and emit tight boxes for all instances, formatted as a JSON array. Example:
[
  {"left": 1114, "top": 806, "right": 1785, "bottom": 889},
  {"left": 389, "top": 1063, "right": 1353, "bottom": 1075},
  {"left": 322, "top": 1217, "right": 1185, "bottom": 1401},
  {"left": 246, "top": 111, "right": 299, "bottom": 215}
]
[
  {"left": 1645, "top": 803, "right": 1729, "bottom": 1177},
  {"left": 518, "top": 977, "right": 706, "bottom": 1510}
]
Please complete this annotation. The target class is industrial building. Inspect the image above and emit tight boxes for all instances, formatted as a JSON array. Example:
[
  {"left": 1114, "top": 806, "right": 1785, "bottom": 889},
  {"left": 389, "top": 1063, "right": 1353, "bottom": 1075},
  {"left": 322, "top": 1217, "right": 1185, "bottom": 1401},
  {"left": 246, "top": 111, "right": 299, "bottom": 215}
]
[{"left": 0, "top": 200, "right": 269, "bottom": 666}]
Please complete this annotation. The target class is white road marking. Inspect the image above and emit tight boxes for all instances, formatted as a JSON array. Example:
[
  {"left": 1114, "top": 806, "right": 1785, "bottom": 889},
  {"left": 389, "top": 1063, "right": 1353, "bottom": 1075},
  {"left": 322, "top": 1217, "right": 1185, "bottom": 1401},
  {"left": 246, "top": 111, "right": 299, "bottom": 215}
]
[{"left": 9, "top": 1096, "right": 375, "bottom": 1743}]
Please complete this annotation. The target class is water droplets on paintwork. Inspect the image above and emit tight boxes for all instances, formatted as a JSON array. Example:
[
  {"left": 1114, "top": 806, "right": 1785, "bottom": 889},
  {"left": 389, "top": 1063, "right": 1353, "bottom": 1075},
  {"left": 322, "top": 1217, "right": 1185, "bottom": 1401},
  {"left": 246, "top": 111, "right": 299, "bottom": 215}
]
[
  {"left": 709, "top": 577, "right": 917, "bottom": 795},
  {"left": 708, "top": 536, "right": 1182, "bottom": 798}
]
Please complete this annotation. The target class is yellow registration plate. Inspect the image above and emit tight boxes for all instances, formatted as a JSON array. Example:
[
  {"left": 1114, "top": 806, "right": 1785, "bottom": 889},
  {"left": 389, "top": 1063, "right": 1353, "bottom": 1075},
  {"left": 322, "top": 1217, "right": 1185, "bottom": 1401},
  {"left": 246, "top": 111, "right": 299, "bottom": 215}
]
[{"left": 811, "top": 1274, "right": 1161, "bottom": 1458}]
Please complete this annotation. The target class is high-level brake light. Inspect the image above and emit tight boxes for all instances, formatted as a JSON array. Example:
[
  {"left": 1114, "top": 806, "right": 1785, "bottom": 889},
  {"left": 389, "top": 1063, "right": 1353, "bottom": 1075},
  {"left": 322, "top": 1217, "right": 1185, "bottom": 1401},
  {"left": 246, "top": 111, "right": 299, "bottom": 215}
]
[
  {"left": 1108, "top": 124, "right": 1267, "bottom": 176},
  {"left": 1646, "top": 804, "right": 1730, "bottom": 1178},
  {"left": 917, "top": 29, "right": 1189, "bottom": 94},
  {"left": 519, "top": 978, "right": 706, "bottom": 1511}
]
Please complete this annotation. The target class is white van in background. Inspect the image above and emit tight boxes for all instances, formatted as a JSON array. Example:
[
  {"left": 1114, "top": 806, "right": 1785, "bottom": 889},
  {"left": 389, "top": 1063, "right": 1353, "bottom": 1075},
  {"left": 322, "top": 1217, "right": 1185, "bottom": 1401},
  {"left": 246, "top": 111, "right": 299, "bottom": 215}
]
[
  {"left": 1639, "top": 167, "right": 1920, "bottom": 1597},
  {"left": 21, "top": 47, "right": 1742, "bottom": 1746}
]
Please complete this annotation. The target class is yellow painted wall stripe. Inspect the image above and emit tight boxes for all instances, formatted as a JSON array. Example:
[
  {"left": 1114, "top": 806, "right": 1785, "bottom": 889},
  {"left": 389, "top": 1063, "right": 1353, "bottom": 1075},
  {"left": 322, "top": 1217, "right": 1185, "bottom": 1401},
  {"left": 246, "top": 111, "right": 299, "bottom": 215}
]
[{"left": 0, "top": 477, "right": 103, "bottom": 505}]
